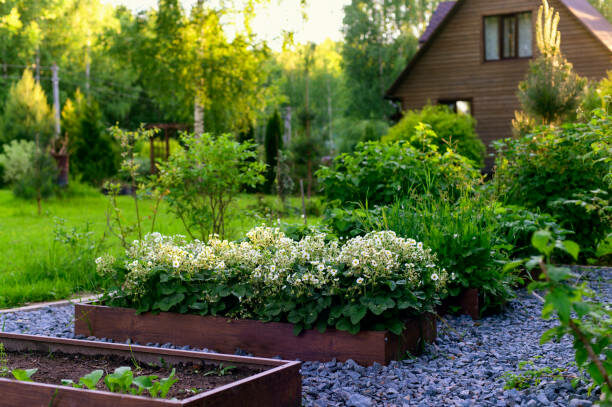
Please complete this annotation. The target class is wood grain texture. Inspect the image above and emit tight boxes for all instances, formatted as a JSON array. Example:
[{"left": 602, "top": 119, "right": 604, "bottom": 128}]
[
  {"left": 74, "top": 304, "right": 437, "bottom": 366},
  {"left": 0, "top": 333, "right": 301, "bottom": 407},
  {"left": 387, "top": 0, "right": 612, "bottom": 166}
]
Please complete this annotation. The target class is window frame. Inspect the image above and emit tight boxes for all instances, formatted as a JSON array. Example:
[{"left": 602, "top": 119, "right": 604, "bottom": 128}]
[{"left": 482, "top": 11, "right": 533, "bottom": 62}]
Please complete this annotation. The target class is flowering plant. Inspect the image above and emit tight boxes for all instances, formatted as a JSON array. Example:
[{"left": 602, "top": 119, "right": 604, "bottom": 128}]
[{"left": 97, "top": 227, "right": 447, "bottom": 335}]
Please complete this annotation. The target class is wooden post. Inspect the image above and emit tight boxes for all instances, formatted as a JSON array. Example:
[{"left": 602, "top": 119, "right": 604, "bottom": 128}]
[
  {"left": 149, "top": 136, "right": 155, "bottom": 174},
  {"left": 165, "top": 127, "right": 170, "bottom": 160},
  {"left": 300, "top": 179, "right": 306, "bottom": 225}
]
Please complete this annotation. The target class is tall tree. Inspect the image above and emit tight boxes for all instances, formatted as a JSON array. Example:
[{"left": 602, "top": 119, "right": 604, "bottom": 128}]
[
  {"left": 1, "top": 69, "right": 54, "bottom": 145},
  {"left": 264, "top": 109, "right": 283, "bottom": 192},
  {"left": 341, "top": 0, "right": 435, "bottom": 120}
]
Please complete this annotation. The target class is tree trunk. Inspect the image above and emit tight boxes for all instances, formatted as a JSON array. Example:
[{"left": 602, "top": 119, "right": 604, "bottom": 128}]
[{"left": 194, "top": 97, "right": 204, "bottom": 135}]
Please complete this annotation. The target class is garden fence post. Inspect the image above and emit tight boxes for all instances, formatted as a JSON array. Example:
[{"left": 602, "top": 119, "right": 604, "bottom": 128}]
[{"left": 51, "top": 63, "right": 61, "bottom": 138}]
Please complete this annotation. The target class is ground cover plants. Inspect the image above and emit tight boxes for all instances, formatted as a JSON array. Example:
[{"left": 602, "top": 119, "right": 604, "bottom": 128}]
[{"left": 97, "top": 226, "right": 448, "bottom": 335}]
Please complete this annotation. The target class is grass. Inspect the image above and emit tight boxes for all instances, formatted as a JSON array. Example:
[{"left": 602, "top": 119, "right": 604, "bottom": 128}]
[{"left": 0, "top": 186, "right": 321, "bottom": 308}]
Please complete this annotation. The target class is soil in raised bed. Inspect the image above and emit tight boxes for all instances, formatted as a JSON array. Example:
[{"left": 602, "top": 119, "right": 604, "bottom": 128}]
[{"left": 1, "top": 350, "right": 266, "bottom": 400}]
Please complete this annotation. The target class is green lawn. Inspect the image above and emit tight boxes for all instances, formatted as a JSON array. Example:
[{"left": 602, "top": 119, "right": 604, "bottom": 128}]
[{"left": 0, "top": 187, "right": 320, "bottom": 308}]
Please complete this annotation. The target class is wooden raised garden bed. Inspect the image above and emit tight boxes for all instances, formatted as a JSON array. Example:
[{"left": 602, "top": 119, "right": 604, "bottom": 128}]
[
  {"left": 0, "top": 332, "right": 301, "bottom": 407},
  {"left": 438, "top": 288, "right": 480, "bottom": 320},
  {"left": 75, "top": 303, "right": 437, "bottom": 366}
]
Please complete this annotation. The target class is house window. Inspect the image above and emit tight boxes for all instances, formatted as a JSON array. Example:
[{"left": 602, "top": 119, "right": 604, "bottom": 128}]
[
  {"left": 439, "top": 99, "right": 472, "bottom": 116},
  {"left": 484, "top": 12, "right": 532, "bottom": 61}
]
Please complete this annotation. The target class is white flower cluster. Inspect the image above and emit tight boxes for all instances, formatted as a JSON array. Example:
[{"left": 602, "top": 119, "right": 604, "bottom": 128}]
[{"left": 104, "top": 226, "right": 447, "bottom": 298}]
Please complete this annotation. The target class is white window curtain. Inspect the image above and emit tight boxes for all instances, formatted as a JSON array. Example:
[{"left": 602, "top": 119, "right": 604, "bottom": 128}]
[
  {"left": 484, "top": 17, "right": 500, "bottom": 60},
  {"left": 518, "top": 12, "right": 533, "bottom": 57}
]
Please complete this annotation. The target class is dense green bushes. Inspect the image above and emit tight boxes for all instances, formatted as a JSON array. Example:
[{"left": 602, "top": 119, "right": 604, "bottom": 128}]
[
  {"left": 324, "top": 193, "right": 517, "bottom": 313},
  {"left": 383, "top": 105, "right": 485, "bottom": 167},
  {"left": 494, "top": 109, "right": 611, "bottom": 258},
  {"left": 61, "top": 91, "right": 119, "bottom": 185},
  {"left": 316, "top": 137, "right": 479, "bottom": 208}
]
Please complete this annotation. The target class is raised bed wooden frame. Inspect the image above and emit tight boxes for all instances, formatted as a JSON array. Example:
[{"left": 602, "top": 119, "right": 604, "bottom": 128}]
[
  {"left": 0, "top": 332, "right": 301, "bottom": 407},
  {"left": 74, "top": 303, "right": 437, "bottom": 366}
]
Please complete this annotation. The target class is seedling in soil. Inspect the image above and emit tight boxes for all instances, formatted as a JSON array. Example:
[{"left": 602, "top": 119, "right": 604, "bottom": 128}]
[
  {"left": 203, "top": 363, "right": 236, "bottom": 377},
  {"left": 11, "top": 368, "right": 38, "bottom": 382}
]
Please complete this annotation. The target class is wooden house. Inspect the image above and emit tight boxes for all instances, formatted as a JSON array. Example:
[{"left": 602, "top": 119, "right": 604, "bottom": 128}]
[{"left": 386, "top": 0, "right": 612, "bottom": 166}]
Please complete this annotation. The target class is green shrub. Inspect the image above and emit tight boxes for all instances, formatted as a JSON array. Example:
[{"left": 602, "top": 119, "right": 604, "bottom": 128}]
[
  {"left": 383, "top": 105, "right": 485, "bottom": 166},
  {"left": 494, "top": 205, "right": 572, "bottom": 260},
  {"left": 0, "top": 139, "right": 56, "bottom": 212},
  {"left": 494, "top": 109, "right": 611, "bottom": 258},
  {"left": 157, "top": 133, "right": 266, "bottom": 240},
  {"left": 61, "top": 90, "right": 118, "bottom": 185},
  {"left": 356, "top": 193, "right": 515, "bottom": 314},
  {"left": 97, "top": 227, "right": 448, "bottom": 335},
  {"left": 333, "top": 117, "right": 390, "bottom": 153},
  {"left": 516, "top": 0, "right": 587, "bottom": 126},
  {"left": 316, "top": 135, "right": 479, "bottom": 208}
]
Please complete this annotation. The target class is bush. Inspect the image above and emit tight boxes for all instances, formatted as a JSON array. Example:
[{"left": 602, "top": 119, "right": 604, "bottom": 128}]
[
  {"left": 494, "top": 109, "right": 611, "bottom": 258},
  {"left": 355, "top": 193, "right": 515, "bottom": 314},
  {"left": 157, "top": 133, "right": 266, "bottom": 240},
  {"left": 383, "top": 104, "right": 485, "bottom": 166},
  {"left": 494, "top": 205, "right": 572, "bottom": 260},
  {"left": 61, "top": 90, "right": 118, "bottom": 185},
  {"left": 97, "top": 227, "right": 448, "bottom": 335},
  {"left": 333, "top": 118, "right": 389, "bottom": 153},
  {"left": 516, "top": 0, "right": 586, "bottom": 125},
  {"left": 316, "top": 136, "right": 479, "bottom": 208},
  {"left": 0, "top": 139, "right": 56, "bottom": 210}
]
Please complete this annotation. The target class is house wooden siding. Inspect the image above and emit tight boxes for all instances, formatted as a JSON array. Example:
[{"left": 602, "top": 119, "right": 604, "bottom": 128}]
[{"left": 387, "top": 0, "right": 612, "bottom": 164}]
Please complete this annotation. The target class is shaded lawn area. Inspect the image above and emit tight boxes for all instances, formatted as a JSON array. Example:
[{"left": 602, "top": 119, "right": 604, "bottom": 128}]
[{"left": 0, "top": 188, "right": 318, "bottom": 308}]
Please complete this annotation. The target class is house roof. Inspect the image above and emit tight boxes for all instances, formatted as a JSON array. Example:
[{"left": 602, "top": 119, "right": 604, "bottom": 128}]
[
  {"left": 559, "top": 0, "right": 612, "bottom": 52},
  {"left": 386, "top": 0, "right": 612, "bottom": 99},
  {"left": 418, "top": 2, "right": 456, "bottom": 44}
]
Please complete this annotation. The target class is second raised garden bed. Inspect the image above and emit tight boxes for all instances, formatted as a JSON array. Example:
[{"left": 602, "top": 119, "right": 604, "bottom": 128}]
[
  {"left": 0, "top": 332, "right": 300, "bottom": 407},
  {"left": 75, "top": 303, "right": 436, "bottom": 366}
]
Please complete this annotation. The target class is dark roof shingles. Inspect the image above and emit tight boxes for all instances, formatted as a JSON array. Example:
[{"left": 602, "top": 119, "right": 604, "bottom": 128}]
[{"left": 419, "top": 1, "right": 457, "bottom": 44}]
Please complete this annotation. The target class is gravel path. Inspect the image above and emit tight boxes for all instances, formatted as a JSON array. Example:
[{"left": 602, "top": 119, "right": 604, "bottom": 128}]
[{"left": 1, "top": 267, "right": 609, "bottom": 407}]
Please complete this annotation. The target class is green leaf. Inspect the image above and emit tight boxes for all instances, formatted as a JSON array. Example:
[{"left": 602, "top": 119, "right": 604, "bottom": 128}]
[
  {"left": 387, "top": 319, "right": 404, "bottom": 336},
  {"left": 158, "top": 369, "right": 178, "bottom": 398},
  {"left": 12, "top": 368, "right": 37, "bottom": 381},
  {"left": 292, "top": 324, "right": 303, "bottom": 336},
  {"left": 265, "top": 302, "right": 282, "bottom": 317},
  {"left": 153, "top": 293, "right": 185, "bottom": 312},
  {"left": 547, "top": 289, "right": 571, "bottom": 323},
  {"left": 503, "top": 260, "right": 524, "bottom": 273},
  {"left": 561, "top": 240, "right": 580, "bottom": 261},
  {"left": 287, "top": 310, "right": 302, "bottom": 324},
  {"left": 133, "top": 375, "right": 155, "bottom": 390},
  {"left": 587, "top": 363, "right": 604, "bottom": 384},
  {"left": 575, "top": 346, "right": 588, "bottom": 366},
  {"left": 61, "top": 379, "right": 75, "bottom": 386},
  {"left": 79, "top": 369, "right": 104, "bottom": 390},
  {"left": 346, "top": 304, "right": 367, "bottom": 325},
  {"left": 532, "top": 230, "right": 552, "bottom": 256},
  {"left": 316, "top": 319, "right": 327, "bottom": 334},
  {"left": 335, "top": 317, "right": 352, "bottom": 332}
]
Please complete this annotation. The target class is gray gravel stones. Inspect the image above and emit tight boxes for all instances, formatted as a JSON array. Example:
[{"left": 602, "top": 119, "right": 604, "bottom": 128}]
[{"left": 1, "top": 267, "right": 609, "bottom": 406}]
